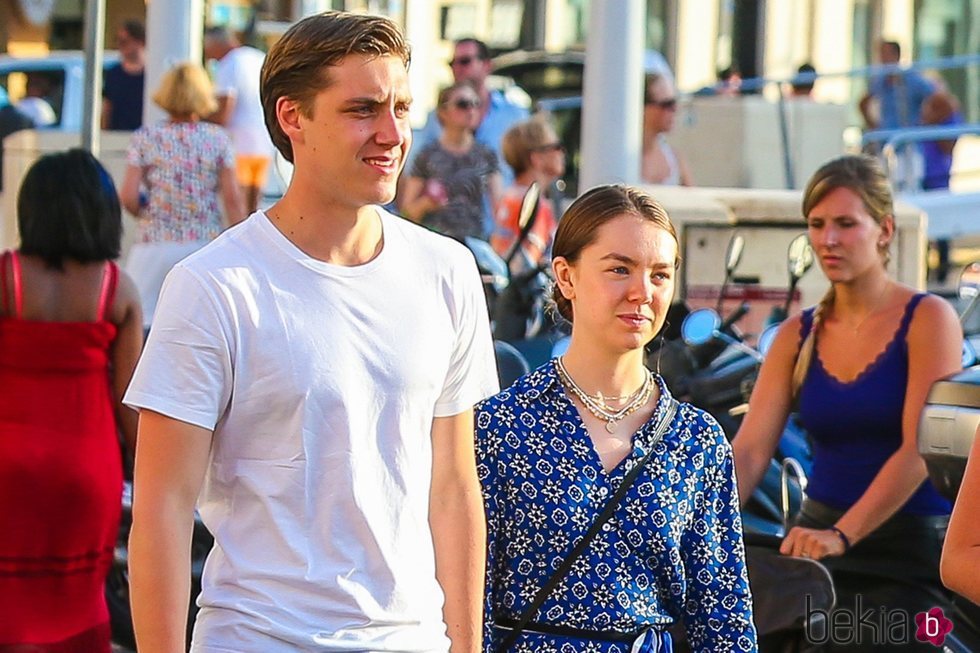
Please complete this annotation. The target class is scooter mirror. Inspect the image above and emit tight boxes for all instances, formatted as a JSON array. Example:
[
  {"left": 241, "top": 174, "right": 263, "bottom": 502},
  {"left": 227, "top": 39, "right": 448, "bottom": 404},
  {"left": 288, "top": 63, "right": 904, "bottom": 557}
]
[
  {"left": 958, "top": 261, "right": 980, "bottom": 301},
  {"left": 681, "top": 308, "right": 721, "bottom": 346},
  {"left": 503, "top": 182, "right": 542, "bottom": 269},
  {"left": 725, "top": 233, "right": 745, "bottom": 274},
  {"left": 758, "top": 324, "right": 780, "bottom": 357},
  {"left": 517, "top": 182, "right": 541, "bottom": 231},
  {"left": 787, "top": 234, "right": 815, "bottom": 281}
]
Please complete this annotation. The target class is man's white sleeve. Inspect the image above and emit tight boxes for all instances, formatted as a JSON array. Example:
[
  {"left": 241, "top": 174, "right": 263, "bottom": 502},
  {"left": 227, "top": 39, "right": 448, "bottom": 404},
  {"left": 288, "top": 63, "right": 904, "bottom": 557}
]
[
  {"left": 434, "top": 251, "right": 499, "bottom": 417},
  {"left": 124, "top": 265, "right": 234, "bottom": 431}
]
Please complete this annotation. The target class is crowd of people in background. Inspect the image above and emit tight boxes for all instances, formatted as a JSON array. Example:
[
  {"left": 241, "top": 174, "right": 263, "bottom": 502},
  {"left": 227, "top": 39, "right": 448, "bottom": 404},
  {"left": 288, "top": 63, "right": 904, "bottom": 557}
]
[{"left": 3, "top": 11, "right": 980, "bottom": 653}]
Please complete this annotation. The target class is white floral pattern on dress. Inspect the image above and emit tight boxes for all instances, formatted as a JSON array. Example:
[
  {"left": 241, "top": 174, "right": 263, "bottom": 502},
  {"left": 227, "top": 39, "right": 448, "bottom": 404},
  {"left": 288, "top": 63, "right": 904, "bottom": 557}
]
[{"left": 476, "top": 361, "right": 758, "bottom": 653}]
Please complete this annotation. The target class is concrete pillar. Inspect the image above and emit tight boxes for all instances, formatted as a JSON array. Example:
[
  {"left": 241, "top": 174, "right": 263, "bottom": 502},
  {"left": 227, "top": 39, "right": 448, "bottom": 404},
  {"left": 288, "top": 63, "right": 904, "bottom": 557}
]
[
  {"left": 143, "top": 0, "right": 205, "bottom": 125},
  {"left": 404, "top": 0, "right": 441, "bottom": 128},
  {"left": 675, "top": 0, "right": 718, "bottom": 91},
  {"left": 81, "top": 0, "right": 106, "bottom": 155},
  {"left": 579, "top": 0, "right": 645, "bottom": 190}
]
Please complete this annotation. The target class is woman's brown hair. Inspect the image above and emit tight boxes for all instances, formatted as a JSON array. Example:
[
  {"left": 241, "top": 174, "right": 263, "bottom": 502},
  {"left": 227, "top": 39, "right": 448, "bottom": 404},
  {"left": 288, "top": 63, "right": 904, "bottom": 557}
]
[{"left": 551, "top": 184, "right": 679, "bottom": 322}]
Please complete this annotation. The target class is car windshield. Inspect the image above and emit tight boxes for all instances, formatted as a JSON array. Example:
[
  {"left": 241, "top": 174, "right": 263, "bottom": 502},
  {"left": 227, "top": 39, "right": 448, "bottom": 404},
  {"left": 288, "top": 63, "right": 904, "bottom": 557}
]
[{"left": 1, "top": 68, "right": 66, "bottom": 128}]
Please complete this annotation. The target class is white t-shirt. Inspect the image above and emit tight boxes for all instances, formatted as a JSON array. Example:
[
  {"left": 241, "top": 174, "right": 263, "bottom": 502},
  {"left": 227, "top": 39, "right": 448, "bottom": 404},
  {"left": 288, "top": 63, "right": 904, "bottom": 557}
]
[
  {"left": 213, "top": 46, "right": 274, "bottom": 157},
  {"left": 125, "top": 207, "right": 499, "bottom": 652}
]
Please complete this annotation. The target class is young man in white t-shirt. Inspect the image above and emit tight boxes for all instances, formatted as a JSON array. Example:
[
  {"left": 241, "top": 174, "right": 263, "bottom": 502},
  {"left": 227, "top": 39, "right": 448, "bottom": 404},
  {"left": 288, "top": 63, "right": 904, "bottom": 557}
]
[
  {"left": 126, "top": 12, "right": 498, "bottom": 653},
  {"left": 204, "top": 25, "right": 275, "bottom": 214}
]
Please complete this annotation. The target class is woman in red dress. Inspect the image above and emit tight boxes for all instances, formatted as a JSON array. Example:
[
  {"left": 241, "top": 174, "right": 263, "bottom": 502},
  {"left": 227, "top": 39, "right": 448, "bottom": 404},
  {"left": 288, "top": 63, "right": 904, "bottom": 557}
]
[{"left": 0, "top": 149, "right": 142, "bottom": 652}]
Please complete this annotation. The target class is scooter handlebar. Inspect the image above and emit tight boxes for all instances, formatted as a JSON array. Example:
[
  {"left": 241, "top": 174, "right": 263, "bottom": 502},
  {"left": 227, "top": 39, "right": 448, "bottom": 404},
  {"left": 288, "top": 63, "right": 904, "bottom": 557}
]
[{"left": 719, "top": 301, "right": 750, "bottom": 334}]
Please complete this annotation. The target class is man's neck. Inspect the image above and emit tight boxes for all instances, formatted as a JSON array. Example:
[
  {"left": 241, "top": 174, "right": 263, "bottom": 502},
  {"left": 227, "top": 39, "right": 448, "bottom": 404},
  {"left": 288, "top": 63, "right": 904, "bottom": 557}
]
[
  {"left": 265, "top": 190, "right": 384, "bottom": 266},
  {"left": 121, "top": 55, "right": 144, "bottom": 73}
]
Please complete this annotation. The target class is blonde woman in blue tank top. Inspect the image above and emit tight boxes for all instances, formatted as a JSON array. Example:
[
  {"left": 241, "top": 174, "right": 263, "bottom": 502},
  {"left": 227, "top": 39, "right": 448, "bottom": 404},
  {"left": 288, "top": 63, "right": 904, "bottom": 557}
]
[{"left": 732, "top": 155, "right": 961, "bottom": 651}]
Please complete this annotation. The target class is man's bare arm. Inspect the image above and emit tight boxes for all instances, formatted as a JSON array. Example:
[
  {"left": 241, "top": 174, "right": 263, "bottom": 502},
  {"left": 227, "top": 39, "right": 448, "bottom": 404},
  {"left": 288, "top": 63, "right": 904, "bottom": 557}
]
[
  {"left": 430, "top": 410, "right": 485, "bottom": 653},
  {"left": 129, "top": 410, "right": 213, "bottom": 653}
]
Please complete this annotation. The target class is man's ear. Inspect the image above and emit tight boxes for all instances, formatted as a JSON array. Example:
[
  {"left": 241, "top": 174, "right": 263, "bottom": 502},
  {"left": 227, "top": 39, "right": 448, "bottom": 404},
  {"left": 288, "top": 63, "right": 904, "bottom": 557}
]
[
  {"left": 276, "top": 97, "right": 304, "bottom": 147},
  {"left": 552, "top": 256, "right": 575, "bottom": 301}
]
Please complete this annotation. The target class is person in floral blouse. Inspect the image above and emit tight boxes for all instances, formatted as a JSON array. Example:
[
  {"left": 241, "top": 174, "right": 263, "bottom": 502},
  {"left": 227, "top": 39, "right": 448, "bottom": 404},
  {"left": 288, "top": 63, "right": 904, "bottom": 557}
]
[
  {"left": 476, "top": 184, "right": 757, "bottom": 653},
  {"left": 119, "top": 62, "right": 244, "bottom": 327}
]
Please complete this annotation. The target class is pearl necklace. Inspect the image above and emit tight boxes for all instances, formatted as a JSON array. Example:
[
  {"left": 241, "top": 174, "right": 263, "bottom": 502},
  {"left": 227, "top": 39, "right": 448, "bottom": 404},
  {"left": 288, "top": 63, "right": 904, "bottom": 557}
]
[{"left": 556, "top": 357, "right": 654, "bottom": 433}]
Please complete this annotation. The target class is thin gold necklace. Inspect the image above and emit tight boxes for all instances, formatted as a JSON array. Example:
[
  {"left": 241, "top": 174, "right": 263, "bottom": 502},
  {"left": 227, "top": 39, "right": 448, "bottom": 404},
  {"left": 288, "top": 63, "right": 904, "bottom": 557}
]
[
  {"left": 847, "top": 282, "right": 890, "bottom": 333},
  {"left": 556, "top": 357, "right": 653, "bottom": 433}
]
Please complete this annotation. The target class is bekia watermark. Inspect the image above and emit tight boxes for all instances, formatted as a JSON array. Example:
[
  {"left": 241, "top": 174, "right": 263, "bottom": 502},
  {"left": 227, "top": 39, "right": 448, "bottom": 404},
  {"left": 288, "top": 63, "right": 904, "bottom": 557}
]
[{"left": 805, "top": 595, "right": 954, "bottom": 647}]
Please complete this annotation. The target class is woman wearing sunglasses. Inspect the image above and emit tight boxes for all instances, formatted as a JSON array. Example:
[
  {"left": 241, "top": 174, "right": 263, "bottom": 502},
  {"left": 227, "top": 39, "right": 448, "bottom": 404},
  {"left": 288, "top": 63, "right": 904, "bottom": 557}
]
[
  {"left": 400, "top": 81, "right": 503, "bottom": 240},
  {"left": 641, "top": 74, "right": 693, "bottom": 187}
]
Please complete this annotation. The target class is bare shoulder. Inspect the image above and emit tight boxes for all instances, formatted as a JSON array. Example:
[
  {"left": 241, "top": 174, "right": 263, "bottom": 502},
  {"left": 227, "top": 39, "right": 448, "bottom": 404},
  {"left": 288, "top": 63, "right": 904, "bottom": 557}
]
[
  {"left": 910, "top": 292, "right": 960, "bottom": 332},
  {"left": 772, "top": 312, "right": 805, "bottom": 349},
  {"left": 111, "top": 267, "right": 142, "bottom": 326}
]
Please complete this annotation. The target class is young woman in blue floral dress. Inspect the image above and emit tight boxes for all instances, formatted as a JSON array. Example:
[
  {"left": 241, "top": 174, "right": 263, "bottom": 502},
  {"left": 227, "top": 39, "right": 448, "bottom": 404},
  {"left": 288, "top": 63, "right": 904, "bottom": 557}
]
[{"left": 476, "top": 184, "right": 757, "bottom": 653}]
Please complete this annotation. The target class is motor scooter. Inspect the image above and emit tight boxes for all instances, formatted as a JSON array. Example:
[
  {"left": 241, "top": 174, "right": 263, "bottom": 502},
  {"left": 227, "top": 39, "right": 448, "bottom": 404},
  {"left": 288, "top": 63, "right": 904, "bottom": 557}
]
[{"left": 916, "top": 261, "right": 980, "bottom": 651}]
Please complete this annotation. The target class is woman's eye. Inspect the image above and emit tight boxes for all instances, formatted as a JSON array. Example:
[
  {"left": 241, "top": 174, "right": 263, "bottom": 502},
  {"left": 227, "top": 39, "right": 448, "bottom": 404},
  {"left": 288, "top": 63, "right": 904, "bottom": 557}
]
[{"left": 609, "top": 266, "right": 629, "bottom": 275}]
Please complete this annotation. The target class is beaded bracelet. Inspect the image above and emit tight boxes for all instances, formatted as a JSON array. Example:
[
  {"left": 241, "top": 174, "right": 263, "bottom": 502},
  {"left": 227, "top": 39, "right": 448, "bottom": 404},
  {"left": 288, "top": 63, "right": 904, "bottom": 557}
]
[{"left": 830, "top": 525, "right": 851, "bottom": 552}]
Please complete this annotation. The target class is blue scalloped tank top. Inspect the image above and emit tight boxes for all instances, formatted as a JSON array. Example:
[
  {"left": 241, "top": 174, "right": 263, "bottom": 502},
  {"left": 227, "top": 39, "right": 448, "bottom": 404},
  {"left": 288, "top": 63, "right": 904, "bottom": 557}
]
[{"left": 797, "top": 293, "right": 951, "bottom": 515}]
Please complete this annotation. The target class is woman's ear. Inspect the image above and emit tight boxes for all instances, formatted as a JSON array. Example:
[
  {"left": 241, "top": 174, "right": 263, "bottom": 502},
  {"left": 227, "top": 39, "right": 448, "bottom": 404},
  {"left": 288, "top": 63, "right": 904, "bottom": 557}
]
[
  {"left": 552, "top": 256, "right": 575, "bottom": 301},
  {"left": 879, "top": 214, "right": 896, "bottom": 245}
]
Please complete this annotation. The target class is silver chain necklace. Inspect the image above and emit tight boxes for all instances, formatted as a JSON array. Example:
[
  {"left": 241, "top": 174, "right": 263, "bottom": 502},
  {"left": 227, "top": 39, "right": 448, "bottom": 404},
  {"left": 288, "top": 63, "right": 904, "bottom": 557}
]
[{"left": 556, "top": 357, "right": 654, "bottom": 433}]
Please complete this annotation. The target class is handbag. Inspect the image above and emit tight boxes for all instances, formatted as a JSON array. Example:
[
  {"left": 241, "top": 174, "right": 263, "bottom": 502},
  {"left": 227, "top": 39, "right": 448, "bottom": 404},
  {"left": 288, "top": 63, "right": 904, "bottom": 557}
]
[{"left": 494, "top": 398, "right": 680, "bottom": 653}]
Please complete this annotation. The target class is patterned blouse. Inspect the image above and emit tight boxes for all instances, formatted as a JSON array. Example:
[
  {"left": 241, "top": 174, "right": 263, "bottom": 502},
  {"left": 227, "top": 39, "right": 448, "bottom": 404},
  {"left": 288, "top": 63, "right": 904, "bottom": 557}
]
[
  {"left": 126, "top": 121, "right": 235, "bottom": 243},
  {"left": 475, "top": 361, "right": 758, "bottom": 653}
]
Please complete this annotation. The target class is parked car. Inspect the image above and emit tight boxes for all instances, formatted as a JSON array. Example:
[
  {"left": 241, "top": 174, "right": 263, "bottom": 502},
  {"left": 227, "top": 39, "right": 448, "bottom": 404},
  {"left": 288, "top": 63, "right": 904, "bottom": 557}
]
[
  {"left": 492, "top": 49, "right": 584, "bottom": 196},
  {"left": 0, "top": 51, "right": 120, "bottom": 131}
]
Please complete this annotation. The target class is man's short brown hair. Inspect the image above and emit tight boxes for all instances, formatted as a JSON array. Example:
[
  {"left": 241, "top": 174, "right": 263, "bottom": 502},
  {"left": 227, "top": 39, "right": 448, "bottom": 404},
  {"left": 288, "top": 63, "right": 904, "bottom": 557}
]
[{"left": 260, "top": 11, "right": 411, "bottom": 163}]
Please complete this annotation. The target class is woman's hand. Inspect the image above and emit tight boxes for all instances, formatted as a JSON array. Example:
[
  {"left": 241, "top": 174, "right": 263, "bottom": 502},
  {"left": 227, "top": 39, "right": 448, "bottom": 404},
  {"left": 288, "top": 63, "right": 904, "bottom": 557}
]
[{"left": 780, "top": 525, "right": 847, "bottom": 560}]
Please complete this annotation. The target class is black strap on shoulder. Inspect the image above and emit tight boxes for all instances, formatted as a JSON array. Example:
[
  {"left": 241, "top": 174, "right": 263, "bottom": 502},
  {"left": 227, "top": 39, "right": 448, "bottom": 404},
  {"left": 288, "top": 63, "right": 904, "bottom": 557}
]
[{"left": 496, "top": 398, "right": 679, "bottom": 652}]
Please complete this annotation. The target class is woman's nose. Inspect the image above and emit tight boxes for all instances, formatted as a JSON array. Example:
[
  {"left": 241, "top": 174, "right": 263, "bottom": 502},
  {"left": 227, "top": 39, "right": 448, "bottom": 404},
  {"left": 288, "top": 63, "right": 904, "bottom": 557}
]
[{"left": 628, "top": 275, "right": 654, "bottom": 303}]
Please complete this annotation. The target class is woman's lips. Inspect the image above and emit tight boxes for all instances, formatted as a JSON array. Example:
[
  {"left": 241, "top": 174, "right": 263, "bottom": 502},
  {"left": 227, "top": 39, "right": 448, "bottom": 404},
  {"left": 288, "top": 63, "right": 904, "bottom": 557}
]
[{"left": 618, "top": 314, "right": 651, "bottom": 329}]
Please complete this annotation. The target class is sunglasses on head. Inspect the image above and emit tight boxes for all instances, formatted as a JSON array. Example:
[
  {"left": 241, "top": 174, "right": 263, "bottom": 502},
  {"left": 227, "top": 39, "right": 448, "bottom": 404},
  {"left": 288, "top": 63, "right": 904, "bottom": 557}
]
[
  {"left": 533, "top": 142, "right": 565, "bottom": 153},
  {"left": 449, "top": 55, "right": 482, "bottom": 67},
  {"left": 645, "top": 98, "right": 678, "bottom": 110},
  {"left": 451, "top": 98, "right": 481, "bottom": 110}
]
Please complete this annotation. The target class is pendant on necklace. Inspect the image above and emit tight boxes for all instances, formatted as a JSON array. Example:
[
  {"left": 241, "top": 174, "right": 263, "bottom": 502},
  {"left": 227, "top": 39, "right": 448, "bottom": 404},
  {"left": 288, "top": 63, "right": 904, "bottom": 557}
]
[{"left": 605, "top": 420, "right": 617, "bottom": 433}]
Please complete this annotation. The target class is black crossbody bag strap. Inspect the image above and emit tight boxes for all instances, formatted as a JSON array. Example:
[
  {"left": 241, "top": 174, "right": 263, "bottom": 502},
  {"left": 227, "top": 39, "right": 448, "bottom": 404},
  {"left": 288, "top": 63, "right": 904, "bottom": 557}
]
[{"left": 496, "top": 398, "right": 679, "bottom": 653}]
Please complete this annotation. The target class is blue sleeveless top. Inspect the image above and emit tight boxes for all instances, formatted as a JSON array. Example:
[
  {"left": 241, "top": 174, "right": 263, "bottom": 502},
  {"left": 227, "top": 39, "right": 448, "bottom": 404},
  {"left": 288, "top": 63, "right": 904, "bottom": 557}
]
[{"left": 797, "top": 293, "right": 951, "bottom": 516}]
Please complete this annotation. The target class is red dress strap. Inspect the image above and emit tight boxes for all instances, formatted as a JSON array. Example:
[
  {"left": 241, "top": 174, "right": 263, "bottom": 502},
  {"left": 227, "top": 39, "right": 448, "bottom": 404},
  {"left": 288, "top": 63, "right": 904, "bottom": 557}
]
[
  {"left": 4, "top": 251, "right": 24, "bottom": 319},
  {"left": 97, "top": 261, "right": 119, "bottom": 322},
  {"left": 0, "top": 251, "right": 9, "bottom": 316}
]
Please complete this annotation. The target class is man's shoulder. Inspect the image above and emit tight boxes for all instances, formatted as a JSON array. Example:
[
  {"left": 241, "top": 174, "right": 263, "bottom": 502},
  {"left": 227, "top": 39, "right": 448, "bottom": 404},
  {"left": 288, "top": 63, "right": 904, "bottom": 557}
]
[
  {"left": 228, "top": 45, "right": 266, "bottom": 67},
  {"left": 103, "top": 63, "right": 123, "bottom": 79},
  {"left": 488, "top": 89, "right": 529, "bottom": 116},
  {"left": 174, "top": 215, "right": 266, "bottom": 275}
]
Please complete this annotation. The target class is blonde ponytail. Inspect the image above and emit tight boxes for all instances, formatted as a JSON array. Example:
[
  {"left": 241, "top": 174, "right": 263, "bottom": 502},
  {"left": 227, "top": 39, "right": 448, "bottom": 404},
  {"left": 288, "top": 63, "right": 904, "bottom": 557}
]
[{"left": 792, "top": 287, "right": 835, "bottom": 400}]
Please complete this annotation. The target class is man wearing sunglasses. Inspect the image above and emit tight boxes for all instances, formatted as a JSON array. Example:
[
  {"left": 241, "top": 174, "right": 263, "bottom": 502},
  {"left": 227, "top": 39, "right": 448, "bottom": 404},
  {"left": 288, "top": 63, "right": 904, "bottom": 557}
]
[{"left": 407, "top": 38, "right": 528, "bottom": 234}]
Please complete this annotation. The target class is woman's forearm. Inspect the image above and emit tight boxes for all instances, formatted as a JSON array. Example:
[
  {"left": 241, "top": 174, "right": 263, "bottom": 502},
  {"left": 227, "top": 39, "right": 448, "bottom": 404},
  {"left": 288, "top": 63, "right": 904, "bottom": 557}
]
[{"left": 834, "top": 448, "right": 929, "bottom": 543}]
